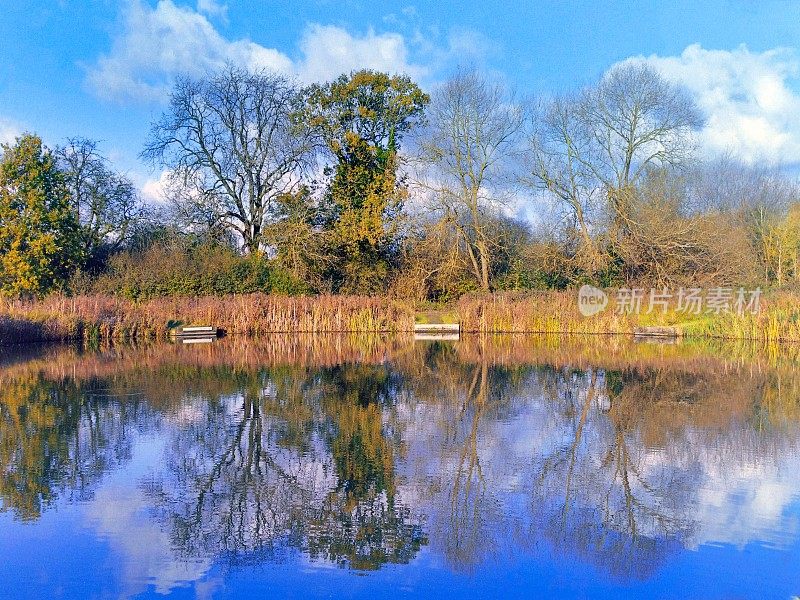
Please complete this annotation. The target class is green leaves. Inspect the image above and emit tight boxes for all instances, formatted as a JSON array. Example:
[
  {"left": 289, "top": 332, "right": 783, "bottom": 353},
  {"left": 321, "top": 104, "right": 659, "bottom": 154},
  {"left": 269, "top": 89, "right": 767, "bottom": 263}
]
[
  {"left": 305, "top": 70, "right": 429, "bottom": 294},
  {"left": 306, "top": 70, "right": 428, "bottom": 160},
  {"left": 94, "top": 241, "right": 310, "bottom": 300},
  {"left": 0, "top": 135, "right": 82, "bottom": 297}
]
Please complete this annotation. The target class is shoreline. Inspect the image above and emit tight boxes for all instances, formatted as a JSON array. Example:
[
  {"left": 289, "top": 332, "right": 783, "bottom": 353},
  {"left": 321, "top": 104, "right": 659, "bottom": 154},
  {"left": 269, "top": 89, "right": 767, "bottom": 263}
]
[{"left": 2, "top": 291, "right": 800, "bottom": 346}]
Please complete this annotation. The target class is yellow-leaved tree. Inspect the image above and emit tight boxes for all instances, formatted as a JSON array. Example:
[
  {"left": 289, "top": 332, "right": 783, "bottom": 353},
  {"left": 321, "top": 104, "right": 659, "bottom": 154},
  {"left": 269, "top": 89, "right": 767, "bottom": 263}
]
[
  {"left": 306, "top": 70, "right": 428, "bottom": 294},
  {"left": 0, "top": 135, "right": 82, "bottom": 297}
]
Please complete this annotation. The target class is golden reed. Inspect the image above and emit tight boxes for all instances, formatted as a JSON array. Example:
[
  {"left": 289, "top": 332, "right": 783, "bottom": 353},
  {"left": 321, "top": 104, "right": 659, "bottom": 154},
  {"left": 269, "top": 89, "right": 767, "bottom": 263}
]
[
  {"left": 3, "top": 290, "right": 800, "bottom": 344},
  {"left": 0, "top": 294, "right": 415, "bottom": 344}
]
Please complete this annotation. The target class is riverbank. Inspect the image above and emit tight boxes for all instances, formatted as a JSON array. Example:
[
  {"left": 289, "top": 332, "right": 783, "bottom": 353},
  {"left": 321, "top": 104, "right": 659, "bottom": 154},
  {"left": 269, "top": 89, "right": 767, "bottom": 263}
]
[
  {"left": 2, "top": 290, "right": 800, "bottom": 345},
  {"left": 0, "top": 294, "right": 415, "bottom": 344}
]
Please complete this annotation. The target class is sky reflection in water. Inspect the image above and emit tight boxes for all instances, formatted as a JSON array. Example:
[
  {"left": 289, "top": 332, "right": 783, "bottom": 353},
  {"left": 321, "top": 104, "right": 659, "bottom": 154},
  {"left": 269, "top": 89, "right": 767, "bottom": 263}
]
[{"left": 0, "top": 334, "right": 799, "bottom": 599}]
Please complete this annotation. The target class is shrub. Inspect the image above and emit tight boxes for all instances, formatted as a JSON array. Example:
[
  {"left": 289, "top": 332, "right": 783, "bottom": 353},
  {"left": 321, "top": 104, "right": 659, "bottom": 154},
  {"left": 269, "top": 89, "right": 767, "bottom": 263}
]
[{"left": 91, "top": 242, "right": 311, "bottom": 300}]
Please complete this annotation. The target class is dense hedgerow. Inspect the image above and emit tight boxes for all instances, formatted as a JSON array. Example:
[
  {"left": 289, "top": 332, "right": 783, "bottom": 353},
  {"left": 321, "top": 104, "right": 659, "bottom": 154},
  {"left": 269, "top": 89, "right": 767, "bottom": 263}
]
[{"left": 89, "top": 243, "right": 311, "bottom": 300}]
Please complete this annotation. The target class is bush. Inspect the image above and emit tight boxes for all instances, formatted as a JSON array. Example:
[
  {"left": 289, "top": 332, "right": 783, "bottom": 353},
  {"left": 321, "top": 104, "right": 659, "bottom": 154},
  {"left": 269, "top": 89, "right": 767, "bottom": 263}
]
[{"left": 91, "top": 242, "right": 311, "bottom": 300}]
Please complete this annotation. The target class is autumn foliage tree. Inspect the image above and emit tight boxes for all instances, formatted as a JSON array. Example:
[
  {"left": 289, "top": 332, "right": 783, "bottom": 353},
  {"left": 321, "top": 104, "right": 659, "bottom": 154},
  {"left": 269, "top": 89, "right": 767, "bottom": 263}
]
[
  {"left": 0, "top": 135, "right": 82, "bottom": 297},
  {"left": 265, "top": 187, "right": 331, "bottom": 288},
  {"left": 306, "top": 70, "right": 429, "bottom": 293}
]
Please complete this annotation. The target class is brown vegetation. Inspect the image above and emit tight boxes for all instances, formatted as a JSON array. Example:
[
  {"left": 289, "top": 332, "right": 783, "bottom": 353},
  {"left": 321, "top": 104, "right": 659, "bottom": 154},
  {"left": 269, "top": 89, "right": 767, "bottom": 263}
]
[
  {"left": 0, "top": 294, "right": 415, "bottom": 344},
  {"left": 5, "top": 289, "right": 800, "bottom": 344}
]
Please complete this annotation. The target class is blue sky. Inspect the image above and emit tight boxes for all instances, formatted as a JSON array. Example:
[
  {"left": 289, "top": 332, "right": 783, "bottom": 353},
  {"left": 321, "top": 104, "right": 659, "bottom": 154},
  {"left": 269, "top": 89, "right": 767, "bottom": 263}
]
[{"left": 2, "top": 0, "right": 800, "bottom": 197}]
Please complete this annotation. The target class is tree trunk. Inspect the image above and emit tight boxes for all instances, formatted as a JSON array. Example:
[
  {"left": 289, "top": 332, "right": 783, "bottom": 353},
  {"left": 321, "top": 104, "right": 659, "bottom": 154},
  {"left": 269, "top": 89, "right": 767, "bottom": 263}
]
[{"left": 477, "top": 240, "right": 491, "bottom": 291}]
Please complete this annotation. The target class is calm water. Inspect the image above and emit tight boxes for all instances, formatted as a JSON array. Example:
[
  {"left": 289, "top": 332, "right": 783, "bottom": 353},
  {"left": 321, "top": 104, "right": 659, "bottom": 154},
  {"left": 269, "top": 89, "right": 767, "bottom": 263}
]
[{"left": 1, "top": 334, "right": 800, "bottom": 599}]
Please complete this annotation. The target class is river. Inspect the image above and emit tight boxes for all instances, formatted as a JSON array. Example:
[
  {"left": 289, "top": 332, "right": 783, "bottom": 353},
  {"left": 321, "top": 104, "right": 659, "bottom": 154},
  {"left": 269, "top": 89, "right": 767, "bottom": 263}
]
[{"left": 0, "top": 334, "right": 798, "bottom": 599}]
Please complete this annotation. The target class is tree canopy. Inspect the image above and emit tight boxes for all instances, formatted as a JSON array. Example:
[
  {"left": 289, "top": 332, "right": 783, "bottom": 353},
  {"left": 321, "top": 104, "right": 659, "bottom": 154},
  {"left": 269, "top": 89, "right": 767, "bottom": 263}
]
[
  {"left": 305, "top": 70, "right": 429, "bottom": 293},
  {"left": 4, "top": 64, "right": 800, "bottom": 300},
  {"left": 0, "top": 135, "right": 82, "bottom": 296}
]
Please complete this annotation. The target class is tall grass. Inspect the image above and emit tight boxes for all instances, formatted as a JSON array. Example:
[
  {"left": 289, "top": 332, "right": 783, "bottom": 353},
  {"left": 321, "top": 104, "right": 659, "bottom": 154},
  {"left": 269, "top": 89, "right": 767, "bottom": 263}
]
[
  {"left": 3, "top": 290, "right": 800, "bottom": 345},
  {"left": 0, "top": 294, "right": 415, "bottom": 345},
  {"left": 456, "top": 292, "right": 634, "bottom": 335},
  {"left": 456, "top": 290, "right": 800, "bottom": 341}
]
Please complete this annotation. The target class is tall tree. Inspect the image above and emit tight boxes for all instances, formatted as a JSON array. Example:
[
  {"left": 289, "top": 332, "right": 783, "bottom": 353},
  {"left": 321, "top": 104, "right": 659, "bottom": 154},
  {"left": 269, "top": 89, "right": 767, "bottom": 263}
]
[
  {"left": 525, "top": 94, "right": 603, "bottom": 272},
  {"left": 0, "top": 135, "right": 82, "bottom": 297},
  {"left": 582, "top": 63, "right": 702, "bottom": 190},
  {"left": 142, "top": 65, "right": 316, "bottom": 254},
  {"left": 582, "top": 63, "right": 703, "bottom": 230},
  {"left": 306, "top": 70, "right": 428, "bottom": 293},
  {"left": 417, "top": 69, "right": 523, "bottom": 292},
  {"left": 57, "top": 138, "right": 141, "bottom": 270},
  {"left": 525, "top": 63, "right": 703, "bottom": 279}
]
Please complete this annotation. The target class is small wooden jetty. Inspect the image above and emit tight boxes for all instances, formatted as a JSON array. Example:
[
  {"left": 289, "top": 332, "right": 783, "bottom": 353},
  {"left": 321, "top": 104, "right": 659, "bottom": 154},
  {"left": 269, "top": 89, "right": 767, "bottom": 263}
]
[
  {"left": 413, "top": 322, "right": 460, "bottom": 341},
  {"left": 169, "top": 325, "right": 220, "bottom": 341},
  {"left": 633, "top": 326, "right": 681, "bottom": 339}
]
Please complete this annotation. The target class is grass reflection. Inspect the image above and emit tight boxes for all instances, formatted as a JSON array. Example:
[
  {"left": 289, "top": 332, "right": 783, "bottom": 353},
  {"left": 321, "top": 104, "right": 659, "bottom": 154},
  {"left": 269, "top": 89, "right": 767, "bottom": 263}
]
[{"left": 1, "top": 333, "right": 799, "bottom": 579}]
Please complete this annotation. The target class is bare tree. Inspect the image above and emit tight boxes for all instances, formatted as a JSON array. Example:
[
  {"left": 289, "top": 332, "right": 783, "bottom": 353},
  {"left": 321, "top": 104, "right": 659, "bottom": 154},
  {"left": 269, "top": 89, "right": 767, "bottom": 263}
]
[
  {"left": 611, "top": 170, "right": 758, "bottom": 285},
  {"left": 582, "top": 62, "right": 703, "bottom": 192},
  {"left": 525, "top": 62, "right": 703, "bottom": 266},
  {"left": 524, "top": 95, "right": 603, "bottom": 271},
  {"left": 416, "top": 69, "right": 524, "bottom": 292},
  {"left": 57, "top": 138, "right": 141, "bottom": 265},
  {"left": 686, "top": 157, "right": 800, "bottom": 285},
  {"left": 142, "top": 65, "right": 317, "bottom": 254}
]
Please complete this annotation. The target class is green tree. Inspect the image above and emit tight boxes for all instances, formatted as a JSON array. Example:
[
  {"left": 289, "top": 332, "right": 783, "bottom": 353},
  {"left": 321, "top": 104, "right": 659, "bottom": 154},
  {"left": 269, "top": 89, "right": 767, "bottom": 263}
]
[
  {"left": 306, "top": 70, "right": 429, "bottom": 293},
  {"left": 0, "top": 135, "right": 82, "bottom": 296}
]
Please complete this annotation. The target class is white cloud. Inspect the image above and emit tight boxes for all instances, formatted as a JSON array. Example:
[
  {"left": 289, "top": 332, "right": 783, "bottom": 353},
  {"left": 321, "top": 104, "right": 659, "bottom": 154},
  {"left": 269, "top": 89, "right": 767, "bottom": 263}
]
[
  {"left": 295, "top": 24, "right": 426, "bottom": 83},
  {"left": 618, "top": 44, "right": 800, "bottom": 165},
  {"left": 139, "top": 169, "right": 173, "bottom": 204},
  {"left": 443, "top": 28, "right": 496, "bottom": 65},
  {"left": 0, "top": 116, "right": 23, "bottom": 145},
  {"left": 86, "top": 0, "right": 293, "bottom": 103},
  {"left": 86, "top": 0, "right": 433, "bottom": 103},
  {"left": 196, "top": 0, "right": 227, "bottom": 21}
]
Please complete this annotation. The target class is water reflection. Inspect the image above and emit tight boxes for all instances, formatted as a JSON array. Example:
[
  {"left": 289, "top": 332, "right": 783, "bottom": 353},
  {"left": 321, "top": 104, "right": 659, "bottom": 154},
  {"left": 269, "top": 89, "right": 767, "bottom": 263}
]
[
  {"left": 1, "top": 335, "right": 800, "bottom": 597},
  {"left": 140, "top": 363, "right": 425, "bottom": 572}
]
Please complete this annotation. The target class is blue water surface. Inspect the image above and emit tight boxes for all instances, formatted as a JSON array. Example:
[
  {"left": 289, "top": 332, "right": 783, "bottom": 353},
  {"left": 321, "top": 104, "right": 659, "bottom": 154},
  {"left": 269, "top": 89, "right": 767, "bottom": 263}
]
[{"left": 1, "top": 335, "right": 799, "bottom": 599}]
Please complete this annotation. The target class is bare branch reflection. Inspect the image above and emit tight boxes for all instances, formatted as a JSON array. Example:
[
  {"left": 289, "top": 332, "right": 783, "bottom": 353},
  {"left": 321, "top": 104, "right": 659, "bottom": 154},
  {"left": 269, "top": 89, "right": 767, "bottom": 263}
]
[{"left": 1, "top": 334, "right": 800, "bottom": 582}]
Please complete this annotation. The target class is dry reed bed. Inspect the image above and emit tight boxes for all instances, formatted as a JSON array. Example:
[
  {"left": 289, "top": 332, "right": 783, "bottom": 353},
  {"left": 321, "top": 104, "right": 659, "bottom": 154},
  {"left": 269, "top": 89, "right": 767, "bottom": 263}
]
[
  {"left": 0, "top": 294, "right": 415, "bottom": 344},
  {"left": 455, "top": 291, "right": 800, "bottom": 341},
  {"left": 3, "top": 290, "right": 800, "bottom": 345}
]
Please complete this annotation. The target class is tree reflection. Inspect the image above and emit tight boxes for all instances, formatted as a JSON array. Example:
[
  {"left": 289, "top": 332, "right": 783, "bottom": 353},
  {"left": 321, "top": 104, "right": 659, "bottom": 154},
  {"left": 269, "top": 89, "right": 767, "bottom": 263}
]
[
  {"left": 529, "top": 366, "right": 761, "bottom": 579},
  {"left": 402, "top": 341, "right": 526, "bottom": 571},
  {"left": 1, "top": 335, "right": 800, "bottom": 584},
  {"left": 0, "top": 374, "right": 142, "bottom": 520},
  {"left": 142, "top": 363, "right": 425, "bottom": 571}
]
